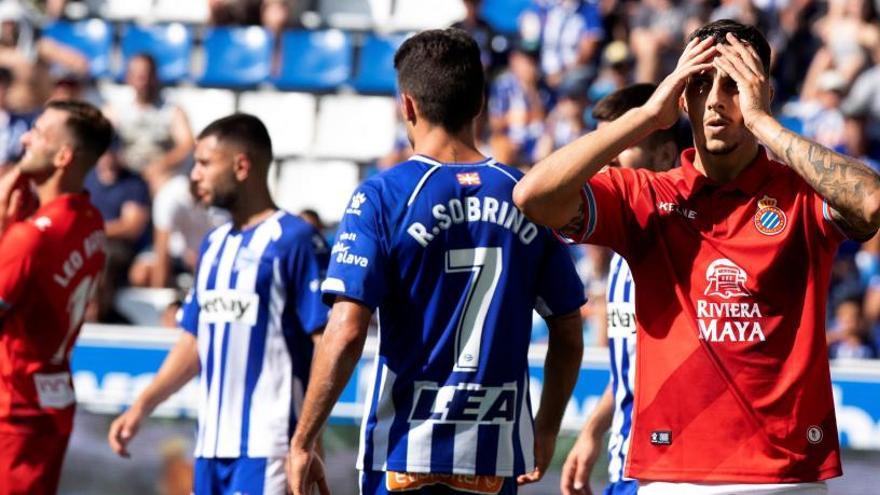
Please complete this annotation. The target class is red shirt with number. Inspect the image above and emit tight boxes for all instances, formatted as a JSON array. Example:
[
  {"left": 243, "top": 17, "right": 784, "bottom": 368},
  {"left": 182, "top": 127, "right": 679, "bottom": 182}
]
[
  {"left": 0, "top": 193, "right": 105, "bottom": 436},
  {"left": 561, "top": 148, "right": 844, "bottom": 483}
]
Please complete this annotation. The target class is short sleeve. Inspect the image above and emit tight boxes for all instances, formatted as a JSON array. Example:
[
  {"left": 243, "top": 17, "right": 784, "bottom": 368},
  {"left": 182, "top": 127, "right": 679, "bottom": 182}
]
[
  {"left": 177, "top": 287, "right": 199, "bottom": 335},
  {"left": 321, "top": 184, "right": 389, "bottom": 310},
  {"left": 127, "top": 175, "right": 151, "bottom": 208},
  {"left": 535, "top": 236, "right": 587, "bottom": 318},
  {"left": 806, "top": 187, "right": 854, "bottom": 245},
  {"left": 0, "top": 223, "right": 39, "bottom": 313},
  {"left": 286, "top": 226, "right": 331, "bottom": 335},
  {"left": 554, "top": 167, "right": 643, "bottom": 258}
]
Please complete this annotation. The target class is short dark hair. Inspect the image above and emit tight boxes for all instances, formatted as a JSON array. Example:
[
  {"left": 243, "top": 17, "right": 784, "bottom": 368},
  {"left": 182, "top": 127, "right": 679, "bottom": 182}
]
[
  {"left": 394, "top": 28, "right": 484, "bottom": 132},
  {"left": 46, "top": 99, "right": 113, "bottom": 165},
  {"left": 198, "top": 113, "right": 273, "bottom": 167},
  {"left": 592, "top": 83, "right": 676, "bottom": 148},
  {"left": 687, "top": 19, "right": 771, "bottom": 75}
]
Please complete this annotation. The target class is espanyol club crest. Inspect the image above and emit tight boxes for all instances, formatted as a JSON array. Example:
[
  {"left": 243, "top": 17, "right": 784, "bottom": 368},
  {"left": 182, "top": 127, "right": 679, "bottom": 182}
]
[{"left": 754, "top": 195, "right": 786, "bottom": 236}]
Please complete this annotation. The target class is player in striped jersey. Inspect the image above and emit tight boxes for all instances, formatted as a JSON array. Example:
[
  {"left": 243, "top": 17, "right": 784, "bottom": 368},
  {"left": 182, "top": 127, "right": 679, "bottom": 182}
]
[
  {"left": 559, "top": 85, "right": 678, "bottom": 495},
  {"left": 108, "top": 114, "right": 329, "bottom": 495},
  {"left": 289, "top": 29, "right": 586, "bottom": 495}
]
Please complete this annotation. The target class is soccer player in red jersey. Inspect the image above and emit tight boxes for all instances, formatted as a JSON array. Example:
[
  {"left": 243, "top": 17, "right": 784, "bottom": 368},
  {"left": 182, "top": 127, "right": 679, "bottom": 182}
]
[
  {"left": 0, "top": 100, "right": 112, "bottom": 495},
  {"left": 515, "top": 20, "right": 880, "bottom": 494}
]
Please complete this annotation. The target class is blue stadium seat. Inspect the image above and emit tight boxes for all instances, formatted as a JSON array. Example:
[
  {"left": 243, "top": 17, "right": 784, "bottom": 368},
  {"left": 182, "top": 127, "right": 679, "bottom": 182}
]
[
  {"left": 42, "top": 19, "right": 113, "bottom": 78},
  {"left": 199, "top": 26, "right": 272, "bottom": 88},
  {"left": 351, "top": 33, "right": 407, "bottom": 94},
  {"left": 273, "top": 30, "right": 352, "bottom": 92},
  {"left": 120, "top": 23, "right": 193, "bottom": 83},
  {"left": 481, "top": 0, "right": 532, "bottom": 34}
]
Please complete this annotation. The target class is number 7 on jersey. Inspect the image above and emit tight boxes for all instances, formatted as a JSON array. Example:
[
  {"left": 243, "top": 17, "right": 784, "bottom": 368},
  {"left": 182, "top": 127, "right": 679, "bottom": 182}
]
[{"left": 445, "top": 248, "right": 503, "bottom": 372}]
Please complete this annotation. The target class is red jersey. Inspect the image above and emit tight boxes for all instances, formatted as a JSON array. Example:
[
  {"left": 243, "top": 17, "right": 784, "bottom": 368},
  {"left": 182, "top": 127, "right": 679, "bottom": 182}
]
[
  {"left": 0, "top": 193, "right": 105, "bottom": 436},
  {"left": 566, "top": 148, "right": 843, "bottom": 483}
]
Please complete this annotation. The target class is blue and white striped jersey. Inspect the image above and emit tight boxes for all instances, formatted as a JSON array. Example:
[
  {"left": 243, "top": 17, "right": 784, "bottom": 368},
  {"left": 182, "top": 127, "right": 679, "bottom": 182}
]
[
  {"left": 322, "top": 155, "right": 585, "bottom": 477},
  {"left": 606, "top": 252, "right": 636, "bottom": 483},
  {"left": 179, "top": 211, "right": 329, "bottom": 459}
]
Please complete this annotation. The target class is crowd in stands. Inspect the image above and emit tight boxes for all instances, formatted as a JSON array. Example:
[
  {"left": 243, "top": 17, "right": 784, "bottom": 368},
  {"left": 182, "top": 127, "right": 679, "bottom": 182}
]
[{"left": 0, "top": 0, "right": 877, "bottom": 360}]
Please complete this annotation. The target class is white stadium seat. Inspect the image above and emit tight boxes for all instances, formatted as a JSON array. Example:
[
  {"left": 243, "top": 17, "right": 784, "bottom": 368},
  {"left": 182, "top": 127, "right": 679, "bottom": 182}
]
[
  {"left": 153, "top": 0, "right": 209, "bottom": 23},
  {"left": 389, "top": 0, "right": 466, "bottom": 31},
  {"left": 312, "top": 95, "right": 397, "bottom": 161},
  {"left": 270, "top": 159, "right": 360, "bottom": 223},
  {"left": 100, "top": 0, "right": 154, "bottom": 21},
  {"left": 319, "top": 0, "right": 391, "bottom": 30},
  {"left": 164, "top": 87, "right": 236, "bottom": 136},
  {"left": 238, "top": 91, "right": 317, "bottom": 157}
]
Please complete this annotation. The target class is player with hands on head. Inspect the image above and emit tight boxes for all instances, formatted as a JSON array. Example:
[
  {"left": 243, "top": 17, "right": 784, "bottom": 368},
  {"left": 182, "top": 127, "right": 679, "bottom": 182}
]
[
  {"left": 516, "top": 19, "right": 880, "bottom": 494},
  {"left": 0, "top": 100, "right": 112, "bottom": 495}
]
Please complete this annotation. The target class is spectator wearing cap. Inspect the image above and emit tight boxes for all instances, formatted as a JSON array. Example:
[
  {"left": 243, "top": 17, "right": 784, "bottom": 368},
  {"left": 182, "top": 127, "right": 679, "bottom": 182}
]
[
  {"left": 84, "top": 140, "right": 151, "bottom": 322},
  {"left": 587, "top": 40, "right": 635, "bottom": 103},
  {"left": 518, "top": 0, "right": 604, "bottom": 89},
  {"left": 488, "top": 41, "right": 552, "bottom": 167},
  {"left": 103, "top": 53, "right": 194, "bottom": 193}
]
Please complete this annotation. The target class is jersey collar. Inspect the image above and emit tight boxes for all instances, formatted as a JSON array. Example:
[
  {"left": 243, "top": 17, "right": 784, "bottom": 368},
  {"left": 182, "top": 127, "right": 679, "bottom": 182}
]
[
  {"left": 678, "top": 146, "right": 772, "bottom": 197},
  {"left": 410, "top": 154, "right": 496, "bottom": 167}
]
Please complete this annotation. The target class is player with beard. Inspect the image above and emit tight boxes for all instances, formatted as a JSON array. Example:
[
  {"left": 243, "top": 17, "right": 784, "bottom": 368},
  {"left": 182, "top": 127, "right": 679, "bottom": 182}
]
[
  {"left": 109, "top": 114, "right": 330, "bottom": 495},
  {"left": 515, "top": 19, "right": 880, "bottom": 495},
  {"left": 0, "top": 100, "right": 111, "bottom": 495}
]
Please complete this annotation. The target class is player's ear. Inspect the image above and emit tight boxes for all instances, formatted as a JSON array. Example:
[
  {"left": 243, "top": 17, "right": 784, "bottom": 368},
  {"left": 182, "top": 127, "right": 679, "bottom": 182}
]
[
  {"left": 400, "top": 93, "right": 417, "bottom": 126},
  {"left": 233, "top": 152, "right": 250, "bottom": 181},
  {"left": 679, "top": 94, "right": 688, "bottom": 114},
  {"left": 54, "top": 144, "right": 74, "bottom": 169}
]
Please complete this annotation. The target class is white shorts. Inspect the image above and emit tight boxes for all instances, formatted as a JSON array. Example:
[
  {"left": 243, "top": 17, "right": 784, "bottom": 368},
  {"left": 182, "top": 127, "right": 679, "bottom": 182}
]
[{"left": 638, "top": 481, "right": 828, "bottom": 495}]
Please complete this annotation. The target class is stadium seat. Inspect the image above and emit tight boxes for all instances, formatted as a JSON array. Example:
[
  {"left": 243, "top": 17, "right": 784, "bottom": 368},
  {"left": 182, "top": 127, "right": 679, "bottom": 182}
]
[
  {"left": 351, "top": 33, "right": 407, "bottom": 94},
  {"left": 153, "top": 0, "right": 210, "bottom": 23},
  {"left": 273, "top": 30, "right": 353, "bottom": 92},
  {"left": 101, "top": 0, "right": 153, "bottom": 21},
  {"left": 312, "top": 95, "right": 397, "bottom": 161},
  {"left": 481, "top": 0, "right": 532, "bottom": 34},
  {"left": 120, "top": 23, "right": 193, "bottom": 83},
  {"left": 198, "top": 26, "right": 272, "bottom": 88},
  {"left": 164, "top": 87, "right": 236, "bottom": 135},
  {"left": 238, "top": 91, "right": 317, "bottom": 157},
  {"left": 319, "top": 0, "right": 391, "bottom": 30},
  {"left": 42, "top": 19, "right": 113, "bottom": 78},
  {"left": 389, "top": 0, "right": 465, "bottom": 31},
  {"left": 269, "top": 159, "right": 360, "bottom": 223}
]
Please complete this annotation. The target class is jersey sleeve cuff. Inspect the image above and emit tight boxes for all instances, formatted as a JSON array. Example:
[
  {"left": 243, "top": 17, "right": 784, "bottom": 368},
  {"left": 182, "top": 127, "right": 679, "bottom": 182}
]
[
  {"left": 320, "top": 277, "right": 378, "bottom": 310},
  {"left": 553, "top": 184, "right": 597, "bottom": 245},
  {"left": 822, "top": 200, "right": 865, "bottom": 241}
]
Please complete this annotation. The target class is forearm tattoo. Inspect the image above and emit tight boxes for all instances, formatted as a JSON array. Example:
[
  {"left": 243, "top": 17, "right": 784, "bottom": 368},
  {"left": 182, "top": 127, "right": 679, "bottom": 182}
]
[{"left": 772, "top": 127, "right": 880, "bottom": 237}]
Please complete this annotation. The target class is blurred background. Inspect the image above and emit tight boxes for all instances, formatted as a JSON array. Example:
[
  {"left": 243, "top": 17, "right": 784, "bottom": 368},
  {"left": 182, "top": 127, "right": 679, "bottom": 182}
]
[{"left": 0, "top": 0, "right": 875, "bottom": 493}]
